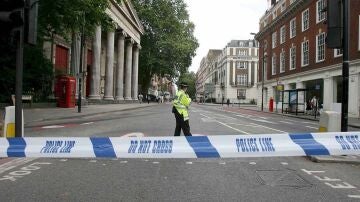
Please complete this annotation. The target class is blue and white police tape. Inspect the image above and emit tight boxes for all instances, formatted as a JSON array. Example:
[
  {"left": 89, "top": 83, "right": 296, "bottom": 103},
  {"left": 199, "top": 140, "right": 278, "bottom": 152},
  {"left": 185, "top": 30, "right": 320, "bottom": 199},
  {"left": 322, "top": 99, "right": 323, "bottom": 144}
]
[{"left": 0, "top": 132, "right": 360, "bottom": 158}]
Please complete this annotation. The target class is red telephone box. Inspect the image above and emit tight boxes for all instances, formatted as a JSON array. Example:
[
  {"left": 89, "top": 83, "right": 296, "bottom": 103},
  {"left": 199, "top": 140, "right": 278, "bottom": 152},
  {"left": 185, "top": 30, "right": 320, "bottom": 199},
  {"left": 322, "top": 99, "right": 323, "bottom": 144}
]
[
  {"left": 269, "top": 97, "right": 274, "bottom": 112},
  {"left": 55, "top": 75, "right": 76, "bottom": 108}
]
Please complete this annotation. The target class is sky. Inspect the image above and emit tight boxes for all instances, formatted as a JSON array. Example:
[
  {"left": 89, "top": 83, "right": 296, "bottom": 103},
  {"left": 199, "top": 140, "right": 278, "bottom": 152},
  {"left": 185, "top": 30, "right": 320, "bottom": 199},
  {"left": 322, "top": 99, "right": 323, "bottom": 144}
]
[{"left": 184, "top": 0, "right": 269, "bottom": 73}]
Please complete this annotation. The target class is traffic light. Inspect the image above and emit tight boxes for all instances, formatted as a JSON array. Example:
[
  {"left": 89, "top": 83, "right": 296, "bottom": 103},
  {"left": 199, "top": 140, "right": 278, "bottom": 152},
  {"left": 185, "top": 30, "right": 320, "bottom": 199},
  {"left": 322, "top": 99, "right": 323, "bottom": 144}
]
[
  {"left": 0, "top": 0, "right": 25, "bottom": 36},
  {"left": 326, "top": 0, "right": 342, "bottom": 48}
]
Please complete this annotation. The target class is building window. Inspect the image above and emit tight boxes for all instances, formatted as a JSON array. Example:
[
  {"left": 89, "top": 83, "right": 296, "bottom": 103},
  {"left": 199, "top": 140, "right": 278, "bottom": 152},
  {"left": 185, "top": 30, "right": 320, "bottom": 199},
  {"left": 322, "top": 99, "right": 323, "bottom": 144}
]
[
  {"left": 280, "top": 50, "right": 285, "bottom": 73},
  {"left": 236, "top": 61, "right": 248, "bottom": 69},
  {"left": 290, "top": 46, "right": 296, "bottom": 70},
  {"left": 272, "top": 54, "right": 277, "bottom": 75},
  {"left": 236, "top": 75, "right": 247, "bottom": 85},
  {"left": 334, "top": 49, "right": 343, "bottom": 58},
  {"left": 302, "top": 9, "right": 309, "bottom": 31},
  {"left": 237, "top": 89, "right": 246, "bottom": 99},
  {"left": 237, "top": 49, "right": 247, "bottom": 56},
  {"left": 316, "top": 0, "right": 326, "bottom": 23},
  {"left": 264, "top": 40, "right": 268, "bottom": 50},
  {"left": 301, "top": 40, "right": 309, "bottom": 66},
  {"left": 290, "top": 18, "right": 296, "bottom": 38},
  {"left": 273, "top": 11, "right": 277, "bottom": 20},
  {"left": 280, "top": 25, "right": 286, "bottom": 44},
  {"left": 281, "top": 2, "right": 286, "bottom": 12},
  {"left": 316, "top": 32, "right": 326, "bottom": 62},
  {"left": 272, "top": 32, "right": 277, "bottom": 48}
]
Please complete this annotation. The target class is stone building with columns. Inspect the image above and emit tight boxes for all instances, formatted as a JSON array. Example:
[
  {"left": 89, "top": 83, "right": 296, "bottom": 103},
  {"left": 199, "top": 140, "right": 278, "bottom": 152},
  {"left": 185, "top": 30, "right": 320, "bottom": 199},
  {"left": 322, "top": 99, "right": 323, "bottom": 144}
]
[
  {"left": 255, "top": 0, "right": 360, "bottom": 117},
  {"left": 43, "top": 0, "right": 144, "bottom": 103},
  {"left": 195, "top": 40, "right": 259, "bottom": 104}
]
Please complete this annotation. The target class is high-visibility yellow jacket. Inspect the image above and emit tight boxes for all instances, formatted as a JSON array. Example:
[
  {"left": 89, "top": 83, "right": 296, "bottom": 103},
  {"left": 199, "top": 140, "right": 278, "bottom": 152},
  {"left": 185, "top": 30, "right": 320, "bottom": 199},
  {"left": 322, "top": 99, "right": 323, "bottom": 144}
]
[{"left": 173, "top": 89, "right": 191, "bottom": 120}]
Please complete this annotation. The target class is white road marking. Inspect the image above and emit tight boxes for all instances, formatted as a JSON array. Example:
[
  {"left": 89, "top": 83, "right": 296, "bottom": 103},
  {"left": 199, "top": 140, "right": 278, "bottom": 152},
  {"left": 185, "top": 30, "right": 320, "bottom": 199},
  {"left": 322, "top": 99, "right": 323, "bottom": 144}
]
[
  {"left": 257, "top": 116, "right": 268, "bottom": 120},
  {"left": 279, "top": 121, "right": 294, "bottom": 124},
  {"left": 219, "top": 162, "right": 226, "bottom": 165},
  {"left": 121, "top": 132, "right": 145, "bottom": 138},
  {"left": 305, "top": 126, "right": 318, "bottom": 129},
  {"left": 80, "top": 122, "right": 94, "bottom": 125},
  {"left": 0, "top": 158, "right": 37, "bottom": 174},
  {"left": 348, "top": 195, "right": 360, "bottom": 199},
  {"left": 200, "top": 114, "right": 250, "bottom": 134},
  {"left": 0, "top": 162, "right": 51, "bottom": 182},
  {"left": 249, "top": 162, "right": 256, "bottom": 165},
  {"left": 186, "top": 162, "right": 193, "bottom": 165},
  {"left": 302, "top": 121, "right": 318, "bottom": 125},
  {"left": 59, "top": 159, "right": 68, "bottom": 162},
  {"left": 152, "top": 162, "right": 159, "bottom": 164},
  {"left": 102, "top": 164, "right": 106, "bottom": 166},
  {"left": 250, "top": 122, "right": 288, "bottom": 133},
  {"left": 42, "top": 125, "right": 65, "bottom": 129},
  {"left": 89, "top": 160, "right": 97, "bottom": 163},
  {"left": 212, "top": 114, "right": 237, "bottom": 120},
  {"left": 120, "top": 161, "right": 128, "bottom": 164},
  {"left": 281, "top": 162, "right": 288, "bottom": 165},
  {"left": 227, "top": 123, "right": 259, "bottom": 127},
  {"left": 201, "top": 118, "right": 216, "bottom": 122},
  {"left": 249, "top": 118, "right": 277, "bottom": 124}
]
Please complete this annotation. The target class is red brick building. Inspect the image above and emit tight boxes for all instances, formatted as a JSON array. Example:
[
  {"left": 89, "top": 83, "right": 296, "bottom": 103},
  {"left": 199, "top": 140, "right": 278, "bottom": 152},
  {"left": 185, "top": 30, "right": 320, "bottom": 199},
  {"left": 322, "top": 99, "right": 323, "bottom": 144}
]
[{"left": 255, "top": 0, "right": 360, "bottom": 117}]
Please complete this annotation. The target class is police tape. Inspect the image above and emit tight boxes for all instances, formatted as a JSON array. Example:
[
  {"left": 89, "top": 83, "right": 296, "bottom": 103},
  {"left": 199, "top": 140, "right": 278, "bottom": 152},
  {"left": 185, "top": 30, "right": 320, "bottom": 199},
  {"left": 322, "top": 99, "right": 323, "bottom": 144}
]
[{"left": 0, "top": 132, "right": 359, "bottom": 158}]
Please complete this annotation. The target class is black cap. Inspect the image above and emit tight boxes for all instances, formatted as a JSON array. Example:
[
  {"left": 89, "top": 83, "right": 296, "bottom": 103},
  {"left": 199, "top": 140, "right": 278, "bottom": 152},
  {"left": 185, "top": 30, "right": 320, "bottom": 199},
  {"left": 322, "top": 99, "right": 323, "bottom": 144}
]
[{"left": 179, "top": 82, "right": 188, "bottom": 87}]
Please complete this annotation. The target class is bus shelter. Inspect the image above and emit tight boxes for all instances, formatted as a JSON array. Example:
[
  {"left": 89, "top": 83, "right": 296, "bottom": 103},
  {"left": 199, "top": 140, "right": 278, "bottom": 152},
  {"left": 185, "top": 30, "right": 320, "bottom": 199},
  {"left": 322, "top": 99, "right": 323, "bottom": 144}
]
[{"left": 281, "top": 89, "right": 307, "bottom": 115}]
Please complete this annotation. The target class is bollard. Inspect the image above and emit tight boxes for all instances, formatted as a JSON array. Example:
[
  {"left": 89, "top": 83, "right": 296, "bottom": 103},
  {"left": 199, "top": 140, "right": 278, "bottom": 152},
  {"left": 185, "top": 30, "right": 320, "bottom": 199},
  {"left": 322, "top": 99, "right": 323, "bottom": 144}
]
[
  {"left": 319, "top": 111, "right": 341, "bottom": 132},
  {"left": 3, "top": 106, "right": 23, "bottom": 137}
]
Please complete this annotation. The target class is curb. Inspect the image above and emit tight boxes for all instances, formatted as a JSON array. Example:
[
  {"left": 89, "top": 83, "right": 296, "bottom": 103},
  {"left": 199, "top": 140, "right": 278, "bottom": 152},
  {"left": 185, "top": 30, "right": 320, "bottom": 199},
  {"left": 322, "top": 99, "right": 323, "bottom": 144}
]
[{"left": 309, "top": 155, "right": 360, "bottom": 165}]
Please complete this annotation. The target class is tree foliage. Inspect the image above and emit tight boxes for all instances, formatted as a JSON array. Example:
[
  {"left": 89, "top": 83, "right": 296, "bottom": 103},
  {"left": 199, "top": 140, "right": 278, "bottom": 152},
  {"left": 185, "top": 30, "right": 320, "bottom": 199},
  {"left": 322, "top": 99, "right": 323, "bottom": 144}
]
[
  {"left": 38, "top": 0, "right": 112, "bottom": 40},
  {"left": 132, "top": 0, "right": 198, "bottom": 93}
]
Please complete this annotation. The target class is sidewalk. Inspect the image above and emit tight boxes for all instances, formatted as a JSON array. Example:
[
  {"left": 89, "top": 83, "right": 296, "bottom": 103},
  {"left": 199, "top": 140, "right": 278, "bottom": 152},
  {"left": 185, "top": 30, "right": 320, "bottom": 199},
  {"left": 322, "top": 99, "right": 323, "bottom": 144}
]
[
  {"left": 1, "top": 103, "right": 158, "bottom": 127},
  {"left": 202, "top": 103, "right": 360, "bottom": 129},
  {"left": 201, "top": 103, "right": 360, "bottom": 165}
]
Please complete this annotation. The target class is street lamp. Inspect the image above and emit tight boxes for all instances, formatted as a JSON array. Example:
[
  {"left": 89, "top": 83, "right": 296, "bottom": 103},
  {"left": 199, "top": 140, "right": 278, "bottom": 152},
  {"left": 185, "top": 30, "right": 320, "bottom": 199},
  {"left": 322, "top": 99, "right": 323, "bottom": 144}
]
[{"left": 250, "top": 32, "right": 265, "bottom": 111}]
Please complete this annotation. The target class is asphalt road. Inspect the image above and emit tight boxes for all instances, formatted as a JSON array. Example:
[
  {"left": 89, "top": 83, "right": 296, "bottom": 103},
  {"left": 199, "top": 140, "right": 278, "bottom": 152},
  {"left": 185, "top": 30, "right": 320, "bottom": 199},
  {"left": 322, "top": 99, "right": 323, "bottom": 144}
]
[{"left": 1, "top": 103, "right": 360, "bottom": 201}]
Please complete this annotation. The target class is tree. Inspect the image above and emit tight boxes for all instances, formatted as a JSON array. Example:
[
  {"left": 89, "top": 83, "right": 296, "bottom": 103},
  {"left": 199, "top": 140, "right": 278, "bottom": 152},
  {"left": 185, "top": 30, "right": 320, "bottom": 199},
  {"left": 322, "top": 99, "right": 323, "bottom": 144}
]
[
  {"left": 178, "top": 71, "right": 196, "bottom": 99},
  {"left": 0, "top": 0, "right": 113, "bottom": 103},
  {"left": 132, "top": 0, "right": 198, "bottom": 93}
]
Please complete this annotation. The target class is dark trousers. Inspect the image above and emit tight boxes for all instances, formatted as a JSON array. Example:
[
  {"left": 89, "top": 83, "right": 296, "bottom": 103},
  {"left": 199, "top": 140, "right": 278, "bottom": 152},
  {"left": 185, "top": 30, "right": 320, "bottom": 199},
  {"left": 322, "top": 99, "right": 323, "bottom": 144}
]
[{"left": 173, "top": 107, "right": 192, "bottom": 136}]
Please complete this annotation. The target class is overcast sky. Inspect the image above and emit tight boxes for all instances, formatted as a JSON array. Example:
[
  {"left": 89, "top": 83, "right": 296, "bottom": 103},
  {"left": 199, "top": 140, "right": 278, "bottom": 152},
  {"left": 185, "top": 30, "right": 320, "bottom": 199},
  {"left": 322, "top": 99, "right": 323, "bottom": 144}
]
[{"left": 184, "top": 0, "right": 269, "bottom": 73}]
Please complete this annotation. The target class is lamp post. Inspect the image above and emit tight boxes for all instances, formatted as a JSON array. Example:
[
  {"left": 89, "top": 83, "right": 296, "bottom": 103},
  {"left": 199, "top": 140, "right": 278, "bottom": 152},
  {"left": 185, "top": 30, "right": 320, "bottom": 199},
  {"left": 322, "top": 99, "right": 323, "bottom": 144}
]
[{"left": 250, "top": 33, "right": 264, "bottom": 111}]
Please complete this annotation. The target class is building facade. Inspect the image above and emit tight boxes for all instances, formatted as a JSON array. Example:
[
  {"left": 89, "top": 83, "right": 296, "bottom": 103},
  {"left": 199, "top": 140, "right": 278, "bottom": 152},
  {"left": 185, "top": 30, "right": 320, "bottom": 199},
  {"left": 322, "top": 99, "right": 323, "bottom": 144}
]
[
  {"left": 255, "top": 0, "right": 360, "bottom": 117},
  {"left": 43, "top": 0, "right": 144, "bottom": 103},
  {"left": 196, "top": 40, "right": 259, "bottom": 104}
]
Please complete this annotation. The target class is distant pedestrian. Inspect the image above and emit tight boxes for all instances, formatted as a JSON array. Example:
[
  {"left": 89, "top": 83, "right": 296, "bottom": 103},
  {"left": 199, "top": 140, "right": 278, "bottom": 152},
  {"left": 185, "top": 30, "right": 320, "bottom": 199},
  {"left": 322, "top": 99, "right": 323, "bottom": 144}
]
[
  {"left": 227, "top": 99, "right": 230, "bottom": 107},
  {"left": 222, "top": 97, "right": 224, "bottom": 106},
  {"left": 147, "top": 94, "right": 150, "bottom": 104},
  {"left": 172, "top": 82, "right": 192, "bottom": 136},
  {"left": 138, "top": 94, "right": 143, "bottom": 104}
]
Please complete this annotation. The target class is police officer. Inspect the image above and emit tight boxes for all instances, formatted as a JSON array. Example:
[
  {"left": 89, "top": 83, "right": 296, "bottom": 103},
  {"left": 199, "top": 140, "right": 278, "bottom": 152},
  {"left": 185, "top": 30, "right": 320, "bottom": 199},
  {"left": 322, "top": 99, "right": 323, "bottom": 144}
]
[{"left": 172, "top": 82, "right": 192, "bottom": 136}]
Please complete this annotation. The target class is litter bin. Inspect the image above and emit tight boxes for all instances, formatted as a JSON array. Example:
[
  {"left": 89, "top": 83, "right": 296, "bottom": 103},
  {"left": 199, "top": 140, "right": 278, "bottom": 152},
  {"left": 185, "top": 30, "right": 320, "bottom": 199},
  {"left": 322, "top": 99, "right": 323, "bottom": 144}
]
[{"left": 55, "top": 75, "right": 76, "bottom": 108}]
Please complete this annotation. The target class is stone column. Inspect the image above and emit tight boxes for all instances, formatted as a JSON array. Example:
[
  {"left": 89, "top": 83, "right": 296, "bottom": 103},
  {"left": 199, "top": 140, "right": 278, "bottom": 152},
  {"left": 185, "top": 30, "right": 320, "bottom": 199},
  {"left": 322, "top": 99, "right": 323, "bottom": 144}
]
[
  {"left": 115, "top": 32, "right": 126, "bottom": 100},
  {"left": 323, "top": 76, "right": 335, "bottom": 111},
  {"left": 132, "top": 44, "right": 140, "bottom": 100},
  {"left": 104, "top": 31, "right": 115, "bottom": 100},
  {"left": 248, "top": 62, "right": 252, "bottom": 85},
  {"left": 70, "top": 33, "right": 81, "bottom": 96},
  {"left": 89, "top": 25, "right": 102, "bottom": 100},
  {"left": 124, "top": 38, "right": 134, "bottom": 100}
]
